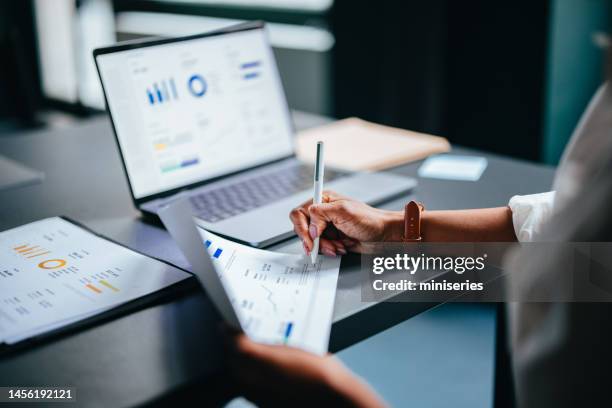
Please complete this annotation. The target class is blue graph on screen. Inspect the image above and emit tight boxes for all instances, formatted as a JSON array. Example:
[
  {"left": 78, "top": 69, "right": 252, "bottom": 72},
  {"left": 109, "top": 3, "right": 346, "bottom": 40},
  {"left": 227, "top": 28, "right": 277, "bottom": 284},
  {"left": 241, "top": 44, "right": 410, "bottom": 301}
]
[
  {"left": 146, "top": 78, "right": 179, "bottom": 105},
  {"left": 240, "top": 60, "right": 261, "bottom": 81},
  {"left": 188, "top": 74, "right": 207, "bottom": 97}
]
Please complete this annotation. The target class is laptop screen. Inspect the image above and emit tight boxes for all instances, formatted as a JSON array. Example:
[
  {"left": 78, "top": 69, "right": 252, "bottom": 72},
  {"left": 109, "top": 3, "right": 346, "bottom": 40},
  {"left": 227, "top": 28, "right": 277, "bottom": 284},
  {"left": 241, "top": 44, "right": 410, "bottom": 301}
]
[{"left": 95, "top": 27, "right": 293, "bottom": 200}]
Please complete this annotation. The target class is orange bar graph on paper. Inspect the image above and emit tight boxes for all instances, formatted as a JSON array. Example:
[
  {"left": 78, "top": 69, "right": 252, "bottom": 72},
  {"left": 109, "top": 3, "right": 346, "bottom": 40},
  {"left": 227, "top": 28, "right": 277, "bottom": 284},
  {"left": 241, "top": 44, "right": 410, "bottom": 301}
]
[
  {"left": 85, "top": 284, "right": 102, "bottom": 294},
  {"left": 27, "top": 250, "right": 51, "bottom": 258},
  {"left": 14, "top": 244, "right": 52, "bottom": 258},
  {"left": 17, "top": 245, "right": 39, "bottom": 254}
]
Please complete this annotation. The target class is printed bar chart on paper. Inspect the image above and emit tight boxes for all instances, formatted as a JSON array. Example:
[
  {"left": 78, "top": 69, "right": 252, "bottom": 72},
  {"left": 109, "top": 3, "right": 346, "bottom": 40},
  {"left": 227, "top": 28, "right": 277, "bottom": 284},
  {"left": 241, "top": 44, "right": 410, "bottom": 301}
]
[
  {"left": 197, "top": 228, "right": 340, "bottom": 354},
  {"left": 0, "top": 217, "right": 190, "bottom": 345}
]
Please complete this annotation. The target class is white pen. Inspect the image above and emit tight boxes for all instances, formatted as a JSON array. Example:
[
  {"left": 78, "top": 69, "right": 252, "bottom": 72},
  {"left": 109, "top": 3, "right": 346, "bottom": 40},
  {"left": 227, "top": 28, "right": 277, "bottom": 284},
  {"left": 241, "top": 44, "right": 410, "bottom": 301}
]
[{"left": 311, "top": 141, "right": 325, "bottom": 265}]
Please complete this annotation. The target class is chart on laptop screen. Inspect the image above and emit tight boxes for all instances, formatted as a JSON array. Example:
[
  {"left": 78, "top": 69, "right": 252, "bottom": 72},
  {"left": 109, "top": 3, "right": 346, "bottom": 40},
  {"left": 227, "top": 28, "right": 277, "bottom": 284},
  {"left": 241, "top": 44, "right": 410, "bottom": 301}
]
[{"left": 96, "top": 28, "right": 293, "bottom": 199}]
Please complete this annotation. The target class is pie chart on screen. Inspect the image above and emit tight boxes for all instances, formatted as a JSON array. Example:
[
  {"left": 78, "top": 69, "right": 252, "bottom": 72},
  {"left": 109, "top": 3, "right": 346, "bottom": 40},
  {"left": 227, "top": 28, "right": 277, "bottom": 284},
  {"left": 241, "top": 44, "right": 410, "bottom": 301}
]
[{"left": 188, "top": 74, "right": 207, "bottom": 97}]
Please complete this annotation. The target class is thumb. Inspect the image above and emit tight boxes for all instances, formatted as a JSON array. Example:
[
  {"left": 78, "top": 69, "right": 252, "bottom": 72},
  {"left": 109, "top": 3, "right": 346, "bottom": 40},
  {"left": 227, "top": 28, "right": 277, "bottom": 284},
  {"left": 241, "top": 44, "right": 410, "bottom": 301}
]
[{"left": 308, "top": 202, "right": 343, "bottom": 239}]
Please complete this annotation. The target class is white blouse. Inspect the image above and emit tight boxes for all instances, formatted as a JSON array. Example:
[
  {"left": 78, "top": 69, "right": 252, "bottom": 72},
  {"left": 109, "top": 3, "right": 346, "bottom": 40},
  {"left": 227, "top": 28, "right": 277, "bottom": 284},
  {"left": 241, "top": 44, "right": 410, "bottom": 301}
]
[{"left": 507, "top": 82, "right": 611, "bottom": 242}]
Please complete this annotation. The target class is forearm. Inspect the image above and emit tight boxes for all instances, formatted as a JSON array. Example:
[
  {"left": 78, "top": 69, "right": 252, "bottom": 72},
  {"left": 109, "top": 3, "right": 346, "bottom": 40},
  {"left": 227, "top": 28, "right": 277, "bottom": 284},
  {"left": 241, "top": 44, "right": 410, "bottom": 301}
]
[{"left": 383, "top": 207, "right": 517, "bottom": 242}]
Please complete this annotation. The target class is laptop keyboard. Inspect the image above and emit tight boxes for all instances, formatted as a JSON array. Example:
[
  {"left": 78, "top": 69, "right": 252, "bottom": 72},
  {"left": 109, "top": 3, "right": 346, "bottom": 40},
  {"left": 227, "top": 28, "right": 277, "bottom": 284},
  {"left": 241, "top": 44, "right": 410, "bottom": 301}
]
[{"left": 190, "top": 164, "right": 347, "bottom": 223}]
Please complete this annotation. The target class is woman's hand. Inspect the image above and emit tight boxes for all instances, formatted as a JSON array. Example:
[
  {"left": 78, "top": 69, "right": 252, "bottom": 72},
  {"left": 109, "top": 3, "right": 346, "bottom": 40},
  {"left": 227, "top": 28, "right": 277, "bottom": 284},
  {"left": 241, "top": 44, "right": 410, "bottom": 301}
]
[
  {"left": 225, "top": 330, "right": 386, "bottom": 407},
  {"left": 290, "top": 190, "right": 403, "bottom": 255},
  {"left": 290, "top": 191, "right": 518, "bottom": 252}
]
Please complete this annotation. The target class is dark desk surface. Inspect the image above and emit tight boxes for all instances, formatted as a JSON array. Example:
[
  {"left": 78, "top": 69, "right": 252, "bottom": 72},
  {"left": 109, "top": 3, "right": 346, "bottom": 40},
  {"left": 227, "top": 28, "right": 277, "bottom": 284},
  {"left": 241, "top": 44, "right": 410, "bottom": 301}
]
[{"left": 0, "top": 111, "right": 555, "bottom": 407}]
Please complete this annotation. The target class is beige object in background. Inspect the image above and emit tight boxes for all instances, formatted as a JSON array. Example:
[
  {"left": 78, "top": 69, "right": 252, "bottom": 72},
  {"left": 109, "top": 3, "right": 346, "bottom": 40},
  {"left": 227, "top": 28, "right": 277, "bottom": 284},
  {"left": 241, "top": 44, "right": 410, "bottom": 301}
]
[{"left": 296, "top": 117, "right": 450, "bottom": 171}]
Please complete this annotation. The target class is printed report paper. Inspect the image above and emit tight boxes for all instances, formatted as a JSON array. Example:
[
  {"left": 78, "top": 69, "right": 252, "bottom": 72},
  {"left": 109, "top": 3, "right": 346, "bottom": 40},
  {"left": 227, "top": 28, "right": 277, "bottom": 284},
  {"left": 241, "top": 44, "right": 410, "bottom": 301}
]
[
  {"left": 204, "top": 230, "right": 340, "bottom": 354},
  {"left": 0, "top": 217, "right": 190, "bottom": 344},
  {"left": 160, "top": 201, "right": 341, "bottom": 355}
]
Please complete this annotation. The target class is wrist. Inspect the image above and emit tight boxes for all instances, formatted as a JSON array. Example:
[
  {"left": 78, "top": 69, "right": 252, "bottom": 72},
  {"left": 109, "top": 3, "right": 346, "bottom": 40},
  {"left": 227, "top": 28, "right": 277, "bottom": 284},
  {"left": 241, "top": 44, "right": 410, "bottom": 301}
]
[
  {"left": 380, "top": 208, "right": 432, "bottom": 242},
  {"left": 380, "top": 210, "right": 405, "bottom": 242}
]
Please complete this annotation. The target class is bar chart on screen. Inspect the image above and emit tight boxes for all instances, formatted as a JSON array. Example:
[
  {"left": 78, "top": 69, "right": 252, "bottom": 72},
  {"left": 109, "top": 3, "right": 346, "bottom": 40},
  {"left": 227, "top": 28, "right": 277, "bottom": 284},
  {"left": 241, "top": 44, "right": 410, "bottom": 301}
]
[{"left": 146, "top": 78, "right": 179, "bottom": 105}]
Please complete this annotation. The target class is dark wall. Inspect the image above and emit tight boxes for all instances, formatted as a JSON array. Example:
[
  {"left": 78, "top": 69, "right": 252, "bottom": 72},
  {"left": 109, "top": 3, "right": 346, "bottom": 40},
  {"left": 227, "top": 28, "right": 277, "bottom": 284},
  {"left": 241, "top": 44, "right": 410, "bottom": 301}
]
[
  {"left": 446, "top": 2, "right": 549, "bottom": 161},
  {"left": 331, "top": 1, "right": 447, "bottom": 135},
  {"left": 332, "top": 0, "right": 550, "bottom": 162}
]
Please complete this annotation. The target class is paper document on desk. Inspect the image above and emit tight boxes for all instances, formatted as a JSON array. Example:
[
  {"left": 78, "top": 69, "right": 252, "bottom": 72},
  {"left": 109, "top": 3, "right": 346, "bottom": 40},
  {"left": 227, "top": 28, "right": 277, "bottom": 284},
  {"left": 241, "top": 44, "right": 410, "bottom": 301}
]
[
  {"left": 160, "top": 201, "right": 340, "bottom": 355},
  {"left": 0, "top": 217, "right": 190, "bottom": 345},
  {"left": 296, "top": 117, "right": 450, "bottom": 171}
]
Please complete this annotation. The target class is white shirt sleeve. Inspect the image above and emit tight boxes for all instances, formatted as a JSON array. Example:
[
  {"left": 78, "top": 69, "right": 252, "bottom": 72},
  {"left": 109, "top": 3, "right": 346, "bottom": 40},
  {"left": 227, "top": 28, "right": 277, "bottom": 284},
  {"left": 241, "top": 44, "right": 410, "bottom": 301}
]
[{"left": 508, "top": 191, "right": 556, "bottom": 242}]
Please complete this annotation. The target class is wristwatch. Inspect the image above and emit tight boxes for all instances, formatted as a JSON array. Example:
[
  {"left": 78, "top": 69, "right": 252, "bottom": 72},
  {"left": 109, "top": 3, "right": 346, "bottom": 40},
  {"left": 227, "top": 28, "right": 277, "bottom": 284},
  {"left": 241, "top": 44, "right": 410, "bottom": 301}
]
[{"left": 403, "top": 201, "right": 425, "bottom": 242}]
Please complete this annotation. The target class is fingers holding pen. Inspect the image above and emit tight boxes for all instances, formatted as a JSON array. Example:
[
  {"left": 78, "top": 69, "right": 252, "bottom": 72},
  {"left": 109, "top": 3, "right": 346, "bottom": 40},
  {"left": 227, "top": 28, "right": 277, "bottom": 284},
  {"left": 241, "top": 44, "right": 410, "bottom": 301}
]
[
  {"left": 290, "top": 195, "right": 349, "bottom": 256},
  {"left": 307, "top": 202, "right": 338, "bottom": 239},
  {"left": 318, "top": 238, "right": 338, "bottom": 256},
  {"left": 290, "top": 206, "right": 313, "bottom": 253}
]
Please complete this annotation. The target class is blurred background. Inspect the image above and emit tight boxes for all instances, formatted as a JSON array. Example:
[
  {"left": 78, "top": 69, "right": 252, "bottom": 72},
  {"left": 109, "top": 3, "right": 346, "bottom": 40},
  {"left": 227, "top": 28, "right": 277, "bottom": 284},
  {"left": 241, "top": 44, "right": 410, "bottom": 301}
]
[{"left": 0, "top": 0, "right": 610, "bottom": 164}]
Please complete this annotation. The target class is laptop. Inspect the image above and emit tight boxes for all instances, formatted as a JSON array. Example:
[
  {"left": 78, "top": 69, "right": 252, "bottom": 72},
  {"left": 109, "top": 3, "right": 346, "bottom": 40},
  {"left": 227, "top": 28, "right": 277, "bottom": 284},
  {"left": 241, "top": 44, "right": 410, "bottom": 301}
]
[{"left": 94, "top": 21, "right": 416, "bottom": 247}]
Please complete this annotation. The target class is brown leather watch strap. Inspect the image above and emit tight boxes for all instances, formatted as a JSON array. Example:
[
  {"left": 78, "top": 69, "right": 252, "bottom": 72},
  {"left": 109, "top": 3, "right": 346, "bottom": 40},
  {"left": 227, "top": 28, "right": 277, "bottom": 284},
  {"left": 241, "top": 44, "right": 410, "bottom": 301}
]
[{"left": 403, "top": 201, "right": 425, "bottom": 242}]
